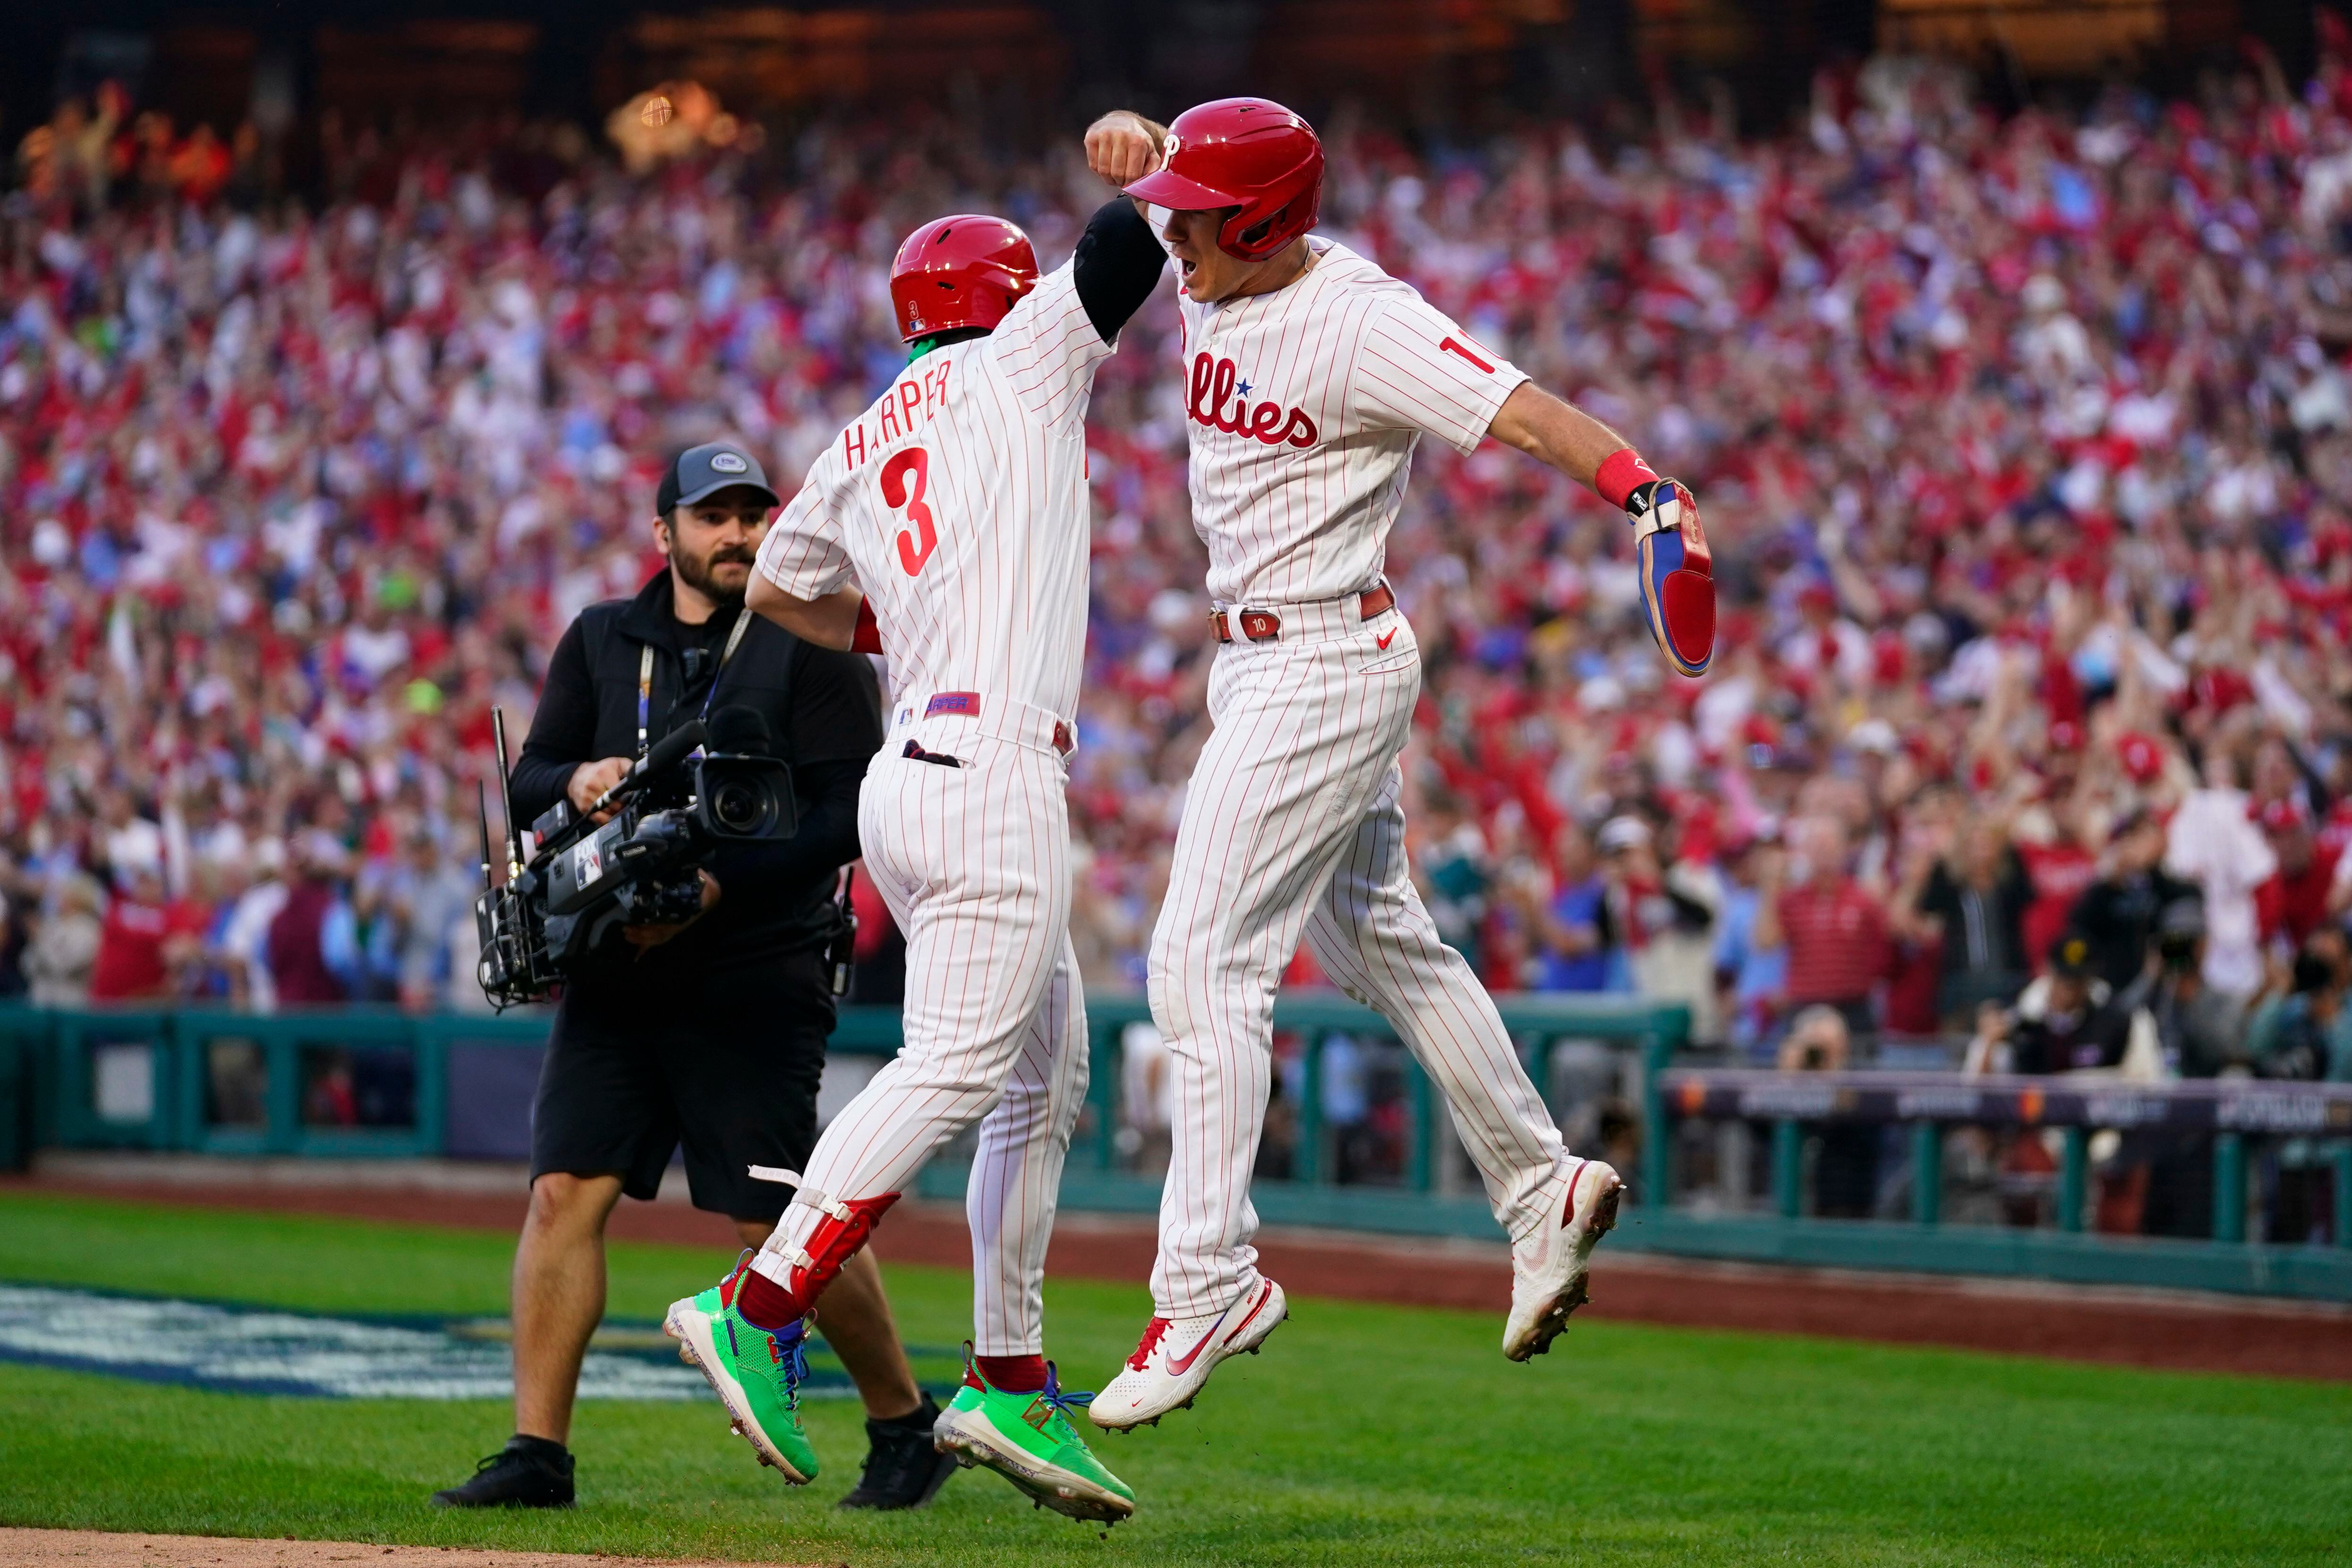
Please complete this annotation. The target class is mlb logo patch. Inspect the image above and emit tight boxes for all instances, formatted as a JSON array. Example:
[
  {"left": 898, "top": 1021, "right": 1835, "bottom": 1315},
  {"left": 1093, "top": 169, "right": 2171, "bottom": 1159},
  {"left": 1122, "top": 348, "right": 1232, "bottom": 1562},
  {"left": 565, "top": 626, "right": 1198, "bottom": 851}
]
[{"left": 926, "top": 692, "right": 981, "bottom": 717}]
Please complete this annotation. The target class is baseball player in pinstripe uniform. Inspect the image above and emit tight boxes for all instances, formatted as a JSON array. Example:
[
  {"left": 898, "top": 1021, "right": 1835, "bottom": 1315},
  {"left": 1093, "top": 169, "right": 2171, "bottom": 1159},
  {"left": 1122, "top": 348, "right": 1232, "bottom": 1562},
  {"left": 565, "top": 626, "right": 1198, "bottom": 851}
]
[
  {"left": 662, "top": 196, "right": 1170, "bottom": 1521},
  {"left": 1078, "top": 100, "right": 1719, "bottom": 1431}
]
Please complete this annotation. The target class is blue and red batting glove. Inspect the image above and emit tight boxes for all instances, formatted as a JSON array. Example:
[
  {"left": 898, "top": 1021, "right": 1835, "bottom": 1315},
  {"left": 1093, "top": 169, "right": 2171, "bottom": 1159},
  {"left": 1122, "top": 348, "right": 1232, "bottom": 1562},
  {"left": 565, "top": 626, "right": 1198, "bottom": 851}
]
[
  {"left": 1626, "top": 479, "right": 1715, "bottom": 677},
  {"left": 1595, "top": 449, "right": 1715, "bottom": 679}
]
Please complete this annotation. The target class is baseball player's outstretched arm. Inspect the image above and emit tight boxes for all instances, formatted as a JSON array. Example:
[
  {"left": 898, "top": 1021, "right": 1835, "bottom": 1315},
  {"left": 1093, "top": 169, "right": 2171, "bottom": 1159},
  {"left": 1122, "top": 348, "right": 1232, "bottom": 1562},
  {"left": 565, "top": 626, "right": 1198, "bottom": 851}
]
[
  {"left": 1490, "top": 383, "right": 1718, "bottom": 678},
  {"left": 1485, "top": 383, "right": 1634, "bottom": 494}
]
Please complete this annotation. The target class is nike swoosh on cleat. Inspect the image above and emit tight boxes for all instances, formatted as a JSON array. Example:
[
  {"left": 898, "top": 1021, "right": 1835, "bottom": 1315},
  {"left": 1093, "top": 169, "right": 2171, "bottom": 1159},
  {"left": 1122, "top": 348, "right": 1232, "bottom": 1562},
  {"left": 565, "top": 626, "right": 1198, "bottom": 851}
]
[
  {"left": 1164, "top": 1334, "right": 1215, "bottom": 1376},
  {"left": 1167, "top": 1281, "right": 1270, "bottom": 1375},
  {"left": 1376, "top": 629, "right": 1397, "bottom": 650}
]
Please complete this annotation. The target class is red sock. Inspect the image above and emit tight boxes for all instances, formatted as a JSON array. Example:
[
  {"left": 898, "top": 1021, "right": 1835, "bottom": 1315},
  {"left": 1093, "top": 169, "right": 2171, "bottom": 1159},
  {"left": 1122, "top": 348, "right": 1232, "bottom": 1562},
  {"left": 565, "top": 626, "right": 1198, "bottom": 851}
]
[
  {"left": 735, "top": 1265, "right": 804, "bottom": 1331},
  {"left": 976, "top": 1354, "right": 1047, "bottom": 1394}
]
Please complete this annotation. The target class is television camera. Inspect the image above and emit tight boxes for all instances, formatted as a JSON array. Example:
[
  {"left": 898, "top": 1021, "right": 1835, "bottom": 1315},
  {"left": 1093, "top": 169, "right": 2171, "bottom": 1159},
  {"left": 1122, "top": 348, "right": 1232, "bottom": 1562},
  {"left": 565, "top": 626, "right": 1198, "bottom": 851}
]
[{"left": 473, "top": 704, "right": 803, "bottom": 1010}]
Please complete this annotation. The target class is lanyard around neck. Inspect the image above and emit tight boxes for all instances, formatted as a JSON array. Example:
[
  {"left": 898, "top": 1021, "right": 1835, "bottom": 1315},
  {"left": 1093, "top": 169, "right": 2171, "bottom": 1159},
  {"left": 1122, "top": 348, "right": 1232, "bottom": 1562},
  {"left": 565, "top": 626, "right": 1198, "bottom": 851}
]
[{"left": 636, "top": 610, "right": 753, "bottom": 759}]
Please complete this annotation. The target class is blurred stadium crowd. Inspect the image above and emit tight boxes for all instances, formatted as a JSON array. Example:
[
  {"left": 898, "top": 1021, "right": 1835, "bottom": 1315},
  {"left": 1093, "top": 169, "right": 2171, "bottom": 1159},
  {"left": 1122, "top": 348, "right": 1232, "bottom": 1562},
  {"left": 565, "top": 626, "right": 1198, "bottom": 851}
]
[{"left": 7, "top": 34, "right": 2352, "bottom": 1173}]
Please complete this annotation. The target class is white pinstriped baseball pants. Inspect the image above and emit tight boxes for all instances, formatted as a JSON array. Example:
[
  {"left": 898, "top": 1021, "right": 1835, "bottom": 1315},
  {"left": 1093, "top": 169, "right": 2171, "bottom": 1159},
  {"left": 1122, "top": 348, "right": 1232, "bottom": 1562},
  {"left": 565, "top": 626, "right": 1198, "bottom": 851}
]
[
  {"left": 759, "top": 729, "right": 1087, "bottom": 1356},
  {"left": 1146, "top": 611, "right": 1573, "bottom": 1316}
]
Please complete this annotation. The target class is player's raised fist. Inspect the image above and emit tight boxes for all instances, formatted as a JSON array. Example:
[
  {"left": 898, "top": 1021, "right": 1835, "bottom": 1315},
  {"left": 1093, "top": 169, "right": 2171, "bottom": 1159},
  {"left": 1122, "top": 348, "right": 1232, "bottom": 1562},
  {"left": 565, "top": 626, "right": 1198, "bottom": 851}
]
[
  {"left": 1085, "top": 110, "right": 1167, "bottom": 190},
  {"left": 1626, "top": 478, "right": 1716, "bottom": 678}
]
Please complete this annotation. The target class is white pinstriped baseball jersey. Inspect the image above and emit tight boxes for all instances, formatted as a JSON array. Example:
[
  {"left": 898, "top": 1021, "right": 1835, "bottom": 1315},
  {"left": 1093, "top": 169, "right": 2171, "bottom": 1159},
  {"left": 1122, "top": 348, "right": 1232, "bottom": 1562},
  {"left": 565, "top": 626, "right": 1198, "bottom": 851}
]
[
  {"left": 747, "top": 257, "right": 1126, "bottom": 1358},
  {"left": 755, "top": 263, "right": 1108, "bottom": 726},
  {"left": 1128, "top": 229, "right": 1589, "bottom": 1329},
  {"left": 1160, "top": 229, "right": 1531, "bottom": 605}
]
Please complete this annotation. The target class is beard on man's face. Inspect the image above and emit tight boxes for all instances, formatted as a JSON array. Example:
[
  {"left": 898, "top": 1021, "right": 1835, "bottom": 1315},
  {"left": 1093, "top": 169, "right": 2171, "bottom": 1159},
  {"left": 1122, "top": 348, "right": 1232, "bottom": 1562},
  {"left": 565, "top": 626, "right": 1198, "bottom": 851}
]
[{"left": 673, "top": 541, "right": 758, "bottom": 606}]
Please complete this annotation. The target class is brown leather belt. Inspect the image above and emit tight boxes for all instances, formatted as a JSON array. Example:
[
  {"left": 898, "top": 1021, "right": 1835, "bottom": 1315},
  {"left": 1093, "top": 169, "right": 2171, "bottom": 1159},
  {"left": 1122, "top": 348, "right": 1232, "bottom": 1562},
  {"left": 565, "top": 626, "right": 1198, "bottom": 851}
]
[{"left": 1212, "top": 582, "right": 1397, "bottom": 644}]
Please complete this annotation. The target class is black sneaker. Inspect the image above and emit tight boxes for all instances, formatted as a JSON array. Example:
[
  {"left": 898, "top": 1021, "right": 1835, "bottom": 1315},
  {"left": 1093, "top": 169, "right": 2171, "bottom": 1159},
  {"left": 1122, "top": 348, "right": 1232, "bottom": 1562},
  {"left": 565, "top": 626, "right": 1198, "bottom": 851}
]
[
  {"left": 837, "top": 1395, "right": 956, "bottom": 1510},
  {"left": 431, "top": 1436, "right": 576, "bottom": 1508}
]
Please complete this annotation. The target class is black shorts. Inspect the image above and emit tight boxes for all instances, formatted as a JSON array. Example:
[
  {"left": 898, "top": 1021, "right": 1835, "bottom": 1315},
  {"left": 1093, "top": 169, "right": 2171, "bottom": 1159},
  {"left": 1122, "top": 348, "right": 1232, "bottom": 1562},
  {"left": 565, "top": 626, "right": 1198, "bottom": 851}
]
[{"left": 529, "top": 947, "right": 832, "bottom": 1221}]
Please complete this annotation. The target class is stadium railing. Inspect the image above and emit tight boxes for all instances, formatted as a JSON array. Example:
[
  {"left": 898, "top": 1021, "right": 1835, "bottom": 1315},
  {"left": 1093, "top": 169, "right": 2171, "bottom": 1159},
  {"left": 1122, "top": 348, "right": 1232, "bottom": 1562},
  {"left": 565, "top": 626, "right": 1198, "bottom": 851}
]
[
  {"left": 928, "top": 992, "right": 1681, "bottom": 1241},
  {"left": 0, "top": 994, "right": 1676, "bottom": 1219},
  {"left": 1645, "top": 1062, "right": 2352, "bottom": 1301},
  {"left": 6, "top": 1000, "right": 2347, "bottom": 1301}
]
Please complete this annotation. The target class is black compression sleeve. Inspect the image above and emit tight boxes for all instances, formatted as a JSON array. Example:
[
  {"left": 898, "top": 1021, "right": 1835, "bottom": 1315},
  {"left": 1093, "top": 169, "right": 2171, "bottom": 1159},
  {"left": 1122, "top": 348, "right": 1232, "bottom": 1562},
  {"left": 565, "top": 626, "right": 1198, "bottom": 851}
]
[{"left": 1072, "top": 198, "right": 1167, "bottom": 344}]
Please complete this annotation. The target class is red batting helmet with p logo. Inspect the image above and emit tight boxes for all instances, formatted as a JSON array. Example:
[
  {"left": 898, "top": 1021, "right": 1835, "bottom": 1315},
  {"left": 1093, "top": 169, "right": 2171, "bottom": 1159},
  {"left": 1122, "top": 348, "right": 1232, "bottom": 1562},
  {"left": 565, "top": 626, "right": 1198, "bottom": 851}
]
[
  {"left": 889, "top": 214, "right": 1039, "bottom": 344},
  {"left": 1124, "top": 97, "right": 1324, "bottom": 263}
]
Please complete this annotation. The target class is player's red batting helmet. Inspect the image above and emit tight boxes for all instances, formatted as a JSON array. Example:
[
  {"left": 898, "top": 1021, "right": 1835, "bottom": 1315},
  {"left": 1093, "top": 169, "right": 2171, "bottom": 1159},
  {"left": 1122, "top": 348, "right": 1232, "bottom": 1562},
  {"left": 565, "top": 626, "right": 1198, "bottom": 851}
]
[
  {"left": 889, "top": 214, "right": 1039, "bottom": 343},
  {"left": 1123, "top": 97, "right": 1323, "bottom": 263}
]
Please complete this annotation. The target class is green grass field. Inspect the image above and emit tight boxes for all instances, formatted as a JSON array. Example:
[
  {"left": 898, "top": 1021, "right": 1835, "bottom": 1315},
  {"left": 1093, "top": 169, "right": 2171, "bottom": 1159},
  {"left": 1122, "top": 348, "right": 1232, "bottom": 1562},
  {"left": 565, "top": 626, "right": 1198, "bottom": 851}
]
[{"left": 0, "top": 1190, "right": 2345, "bottom": 1567}]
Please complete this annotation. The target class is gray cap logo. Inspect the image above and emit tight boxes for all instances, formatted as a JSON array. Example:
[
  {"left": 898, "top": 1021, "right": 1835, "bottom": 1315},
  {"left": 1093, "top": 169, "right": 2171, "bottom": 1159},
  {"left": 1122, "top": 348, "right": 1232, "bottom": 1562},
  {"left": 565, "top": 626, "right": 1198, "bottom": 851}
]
[{"left": 658, "top": 440, "right": 780, "bottom": 515}]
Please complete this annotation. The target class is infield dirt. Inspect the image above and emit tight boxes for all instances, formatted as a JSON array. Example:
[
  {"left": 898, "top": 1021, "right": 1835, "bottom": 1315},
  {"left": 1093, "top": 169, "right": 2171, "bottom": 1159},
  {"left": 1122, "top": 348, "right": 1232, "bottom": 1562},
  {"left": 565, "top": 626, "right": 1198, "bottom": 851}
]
[{"left": 0, "top": 1530, "right": 810, "bottom": 1568}]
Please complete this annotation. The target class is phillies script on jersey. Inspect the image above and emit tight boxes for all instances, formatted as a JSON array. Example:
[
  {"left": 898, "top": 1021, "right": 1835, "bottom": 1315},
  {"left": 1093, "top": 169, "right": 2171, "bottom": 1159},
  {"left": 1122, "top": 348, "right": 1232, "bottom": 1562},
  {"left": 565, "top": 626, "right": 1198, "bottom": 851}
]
[
  {"left": 1149, "top": 229, "right": 1533, "bottom": 607},
  {"left": 1186, "top": 352, "right": 1317, "bottom": 447}
]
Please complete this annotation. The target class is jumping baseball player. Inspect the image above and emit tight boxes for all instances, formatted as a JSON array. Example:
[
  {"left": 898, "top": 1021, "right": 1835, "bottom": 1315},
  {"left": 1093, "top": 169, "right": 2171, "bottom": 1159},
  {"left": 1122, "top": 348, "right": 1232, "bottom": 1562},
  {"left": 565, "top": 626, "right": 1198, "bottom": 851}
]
[
  {"left": 662, "top": 196, "right": 1169, "bottom": 1521},
  {"left": 1077, "top": 99, "right": 1717, "bottom": 1430}
]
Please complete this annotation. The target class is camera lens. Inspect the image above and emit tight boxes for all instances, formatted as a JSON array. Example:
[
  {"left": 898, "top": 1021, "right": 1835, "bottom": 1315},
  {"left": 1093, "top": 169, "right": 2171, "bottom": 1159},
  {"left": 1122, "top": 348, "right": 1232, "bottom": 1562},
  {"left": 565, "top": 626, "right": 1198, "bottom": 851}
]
[{"left": 712, "top": 777, "right": 763, "bottom": 834}]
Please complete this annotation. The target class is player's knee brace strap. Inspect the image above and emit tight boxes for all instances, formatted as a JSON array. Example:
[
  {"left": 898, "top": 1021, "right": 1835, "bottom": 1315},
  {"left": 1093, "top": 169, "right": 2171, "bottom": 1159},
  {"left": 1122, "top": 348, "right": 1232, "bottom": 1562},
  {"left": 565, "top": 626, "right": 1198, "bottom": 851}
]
[{"left": 789, "top": 1186, "right": 858, "bottom": 1224}]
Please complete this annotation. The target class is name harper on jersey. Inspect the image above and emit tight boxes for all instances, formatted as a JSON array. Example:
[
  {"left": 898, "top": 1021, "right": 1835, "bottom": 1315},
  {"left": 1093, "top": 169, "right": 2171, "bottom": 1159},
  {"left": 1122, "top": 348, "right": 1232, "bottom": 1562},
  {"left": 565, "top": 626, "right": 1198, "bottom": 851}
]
[
  {"left": 840, "top": 356, "right": 957, "bottom": 469},
  {"left": 1186, "top": 351, "right": 1317, "bottom": 449}
]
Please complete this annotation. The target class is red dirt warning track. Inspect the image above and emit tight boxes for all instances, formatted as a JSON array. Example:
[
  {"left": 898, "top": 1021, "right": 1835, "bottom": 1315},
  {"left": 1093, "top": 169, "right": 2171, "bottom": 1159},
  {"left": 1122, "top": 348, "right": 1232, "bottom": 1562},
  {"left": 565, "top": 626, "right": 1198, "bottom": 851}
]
[
  {"left": 0, "top": 1527, "right": 797, "bottom": 1568},
  {"left": 9, "top": 1169, "right": 2348, "bottom": 1382}
]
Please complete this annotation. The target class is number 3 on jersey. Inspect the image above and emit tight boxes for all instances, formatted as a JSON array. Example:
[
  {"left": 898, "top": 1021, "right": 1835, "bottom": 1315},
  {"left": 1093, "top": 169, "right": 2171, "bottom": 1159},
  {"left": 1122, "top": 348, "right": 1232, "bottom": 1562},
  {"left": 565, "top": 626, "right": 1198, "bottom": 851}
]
[{"left": 882, "top": 446, "right": 937, "bottom": 576}]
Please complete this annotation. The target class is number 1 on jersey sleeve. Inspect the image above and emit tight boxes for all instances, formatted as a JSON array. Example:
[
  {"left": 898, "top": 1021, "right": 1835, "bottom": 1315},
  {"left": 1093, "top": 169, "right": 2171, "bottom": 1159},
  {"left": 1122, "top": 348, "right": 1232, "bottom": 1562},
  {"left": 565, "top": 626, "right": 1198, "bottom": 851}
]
[
  {"left": 1439, "top": 336, "right": 1495, "bottom": 374},
  {"left": 882, "top": 446, "right": 937, "bottom": 575}
]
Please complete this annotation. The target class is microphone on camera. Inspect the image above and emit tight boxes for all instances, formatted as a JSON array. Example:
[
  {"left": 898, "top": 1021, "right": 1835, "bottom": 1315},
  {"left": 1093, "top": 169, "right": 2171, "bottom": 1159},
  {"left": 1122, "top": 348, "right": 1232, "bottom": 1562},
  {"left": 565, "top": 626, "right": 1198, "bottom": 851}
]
[
  {"left": 637, "top": 717, "right": 710, "bottom": 776},
  {"left": 707, "top": 705, "right": 775, "bottom": 757},
  {"left": 591, "top": 718, "right": 709, "bottom": 815}
]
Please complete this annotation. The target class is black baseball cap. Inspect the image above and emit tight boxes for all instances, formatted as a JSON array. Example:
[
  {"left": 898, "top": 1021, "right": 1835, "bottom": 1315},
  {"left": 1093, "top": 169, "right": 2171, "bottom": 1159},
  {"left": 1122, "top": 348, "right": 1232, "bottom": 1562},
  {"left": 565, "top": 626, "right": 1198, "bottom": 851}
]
[{"left": 656, "top": 442, "right": 780, "bottom": 515}]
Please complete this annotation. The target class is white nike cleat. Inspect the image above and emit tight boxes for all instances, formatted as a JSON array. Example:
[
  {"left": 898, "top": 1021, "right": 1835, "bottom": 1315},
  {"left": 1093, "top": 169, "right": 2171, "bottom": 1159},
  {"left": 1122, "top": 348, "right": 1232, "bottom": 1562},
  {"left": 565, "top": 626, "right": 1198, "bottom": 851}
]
[
  {"left": 1504, "top": 1157, "right": 1622, "bottom": 1362},
  {"left": 1087, "top": 1275, "right": 1286, "bottom": 1432}
]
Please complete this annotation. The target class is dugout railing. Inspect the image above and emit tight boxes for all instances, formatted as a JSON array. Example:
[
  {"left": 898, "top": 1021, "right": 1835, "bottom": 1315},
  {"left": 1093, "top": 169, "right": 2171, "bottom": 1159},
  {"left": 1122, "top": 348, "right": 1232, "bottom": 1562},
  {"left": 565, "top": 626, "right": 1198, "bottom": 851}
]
[{"left": 5, "top": 999, "right": 2348, "bottom": 1302}]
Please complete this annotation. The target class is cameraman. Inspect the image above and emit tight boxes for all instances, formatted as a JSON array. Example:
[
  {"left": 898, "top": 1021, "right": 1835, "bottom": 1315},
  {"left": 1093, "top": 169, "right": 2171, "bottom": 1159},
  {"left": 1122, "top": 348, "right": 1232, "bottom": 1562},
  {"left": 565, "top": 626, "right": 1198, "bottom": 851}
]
[
  {"left": 2126, "top": 899, "right": 2245, "bottom": 1236},
  {"left": 435, "top": 444, "right": 946, "bottom": 1511}
]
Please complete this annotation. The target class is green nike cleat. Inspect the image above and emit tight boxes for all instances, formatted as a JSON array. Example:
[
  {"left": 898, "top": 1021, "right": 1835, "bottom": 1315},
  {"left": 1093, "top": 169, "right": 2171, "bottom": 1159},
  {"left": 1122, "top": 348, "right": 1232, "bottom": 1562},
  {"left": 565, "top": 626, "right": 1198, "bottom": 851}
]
[
  {"left": 664, "top": 1253, "right": 820, "bottom": 1484},
  {"left": 932, "top": 1346, "right": 1136, "bottom": 1524}
]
